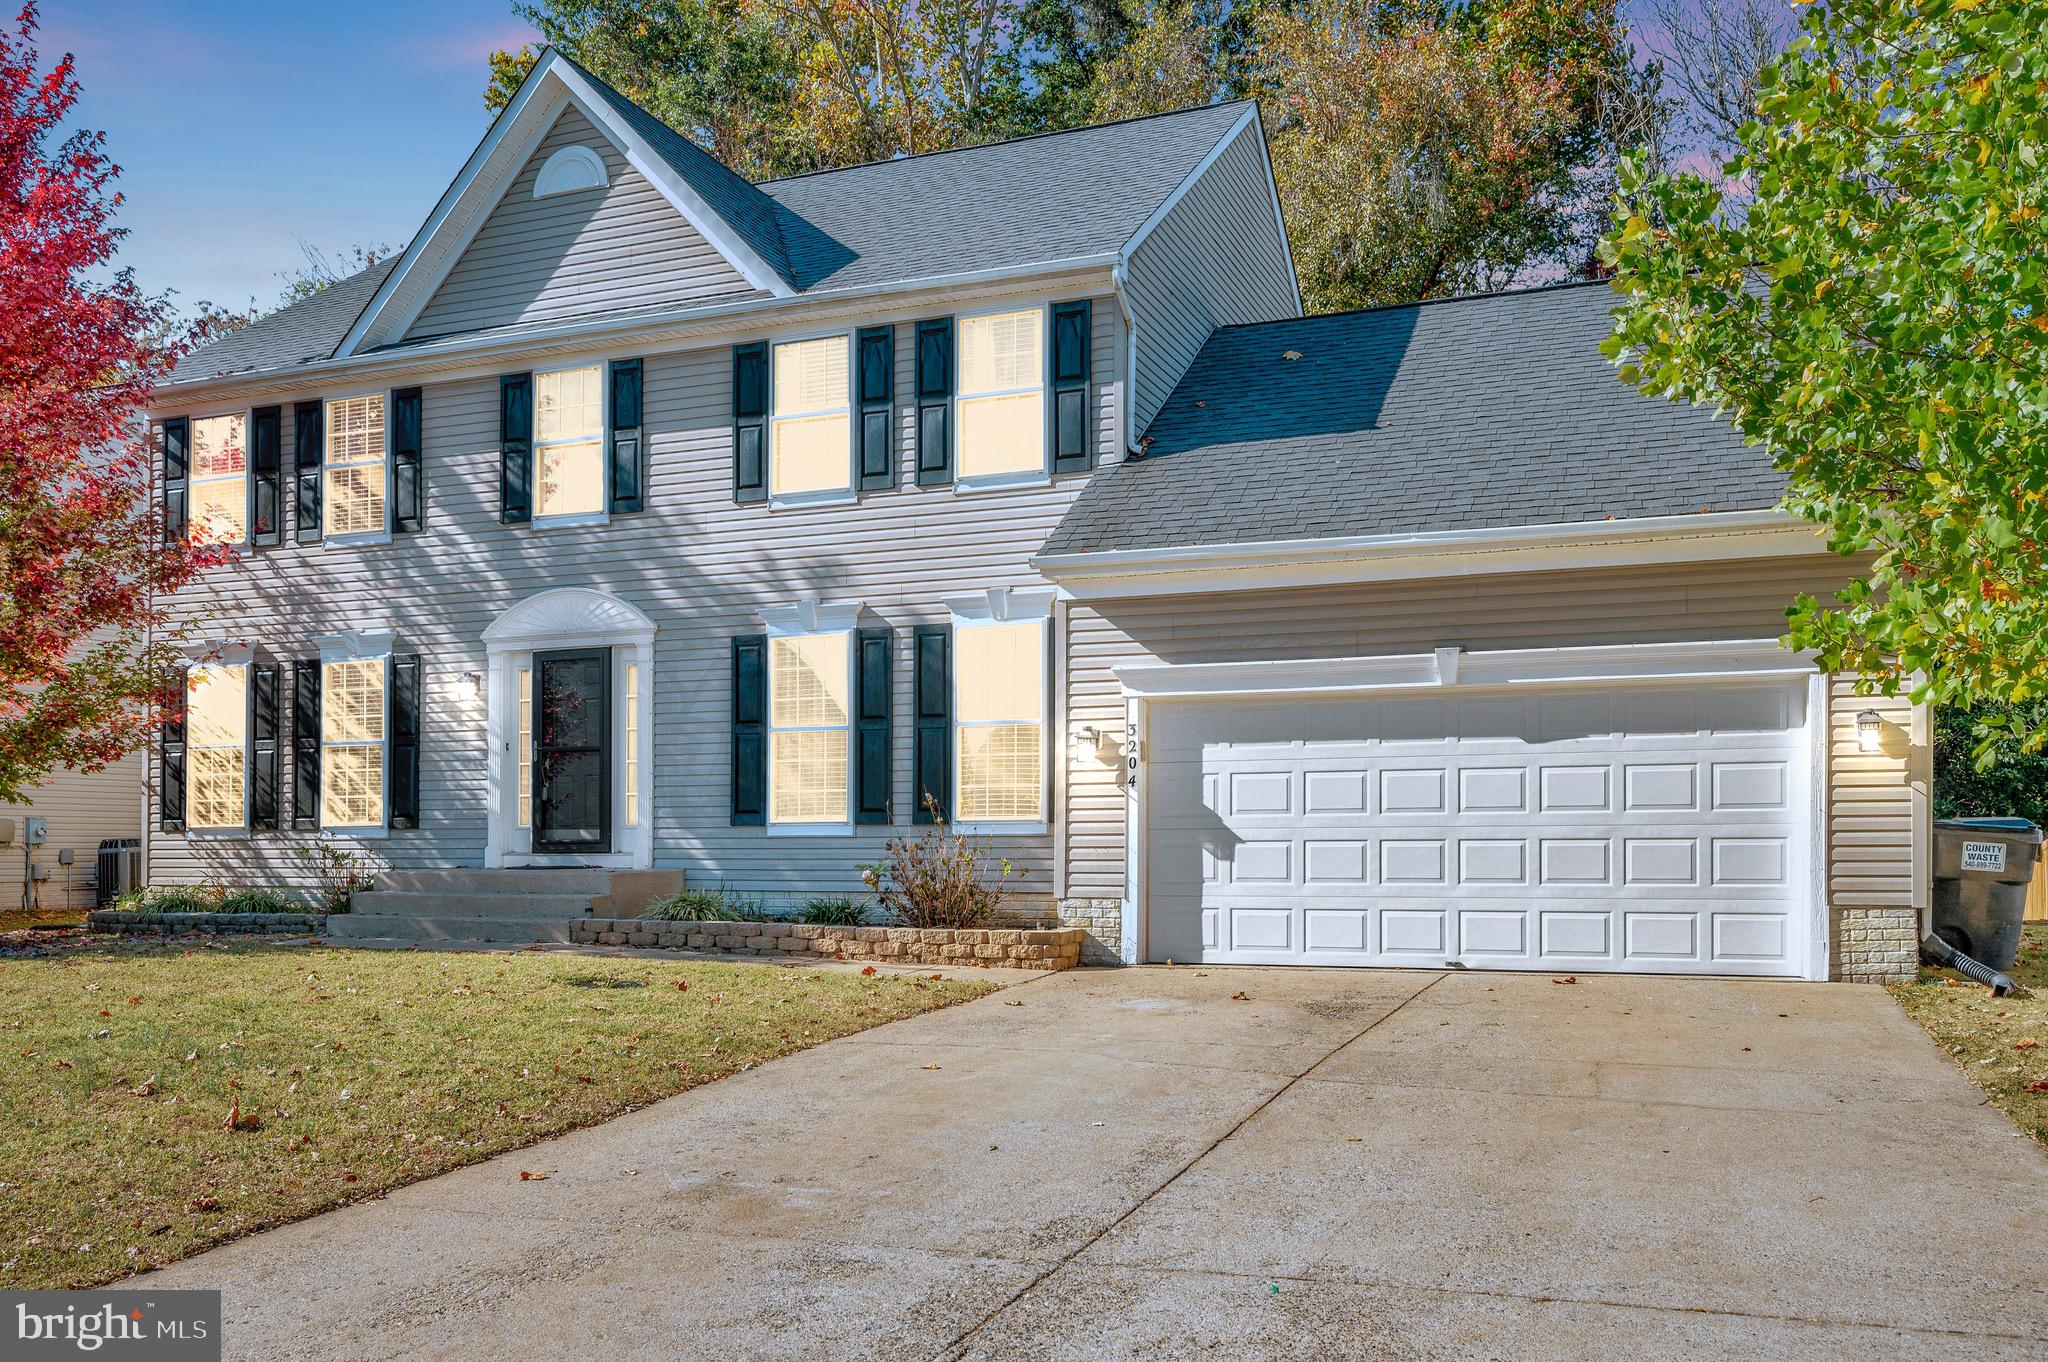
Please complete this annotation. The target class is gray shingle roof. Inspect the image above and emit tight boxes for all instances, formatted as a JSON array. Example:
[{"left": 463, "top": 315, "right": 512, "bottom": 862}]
[
  {"left": 1040, "top": 281, "right": 1784, "bottom": 557},
  {"left": 167, "top": 61, "right": 1252, "bottom": 387},
  {"left": 169, "top": 257, "right": 397, "bottom": 384}
]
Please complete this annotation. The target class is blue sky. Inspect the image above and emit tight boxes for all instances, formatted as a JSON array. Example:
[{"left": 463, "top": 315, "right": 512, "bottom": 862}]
[{"left": 43, "top": 0, "right": 539, "bottom": 313}]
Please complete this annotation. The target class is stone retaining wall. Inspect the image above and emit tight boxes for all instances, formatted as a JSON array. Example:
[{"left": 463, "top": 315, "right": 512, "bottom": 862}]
[
  {"left": 89, "top": 910, "right": 327, "bottom": 937},
  {"left": 571, "top": 918, "right": 1084, "bottom": 971}
]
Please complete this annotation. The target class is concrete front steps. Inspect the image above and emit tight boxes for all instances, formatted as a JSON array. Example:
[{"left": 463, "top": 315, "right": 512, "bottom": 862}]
[{"left": 327, "top": 868, "right": 682, "bottom": 945}]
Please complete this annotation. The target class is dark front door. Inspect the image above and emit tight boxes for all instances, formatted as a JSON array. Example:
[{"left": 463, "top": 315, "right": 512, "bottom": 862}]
[{"left": 532, "top": 647, "right": 611, "bottom": 854}]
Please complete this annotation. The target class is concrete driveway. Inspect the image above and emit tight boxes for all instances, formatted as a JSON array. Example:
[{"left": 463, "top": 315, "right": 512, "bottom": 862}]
[{"left": 139, "top": 967, "right": 2048, "bottom": 1361}]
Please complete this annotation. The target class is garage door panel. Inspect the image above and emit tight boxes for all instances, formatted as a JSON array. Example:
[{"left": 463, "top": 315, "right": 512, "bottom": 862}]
[{"left": 1144, "top": 681, "right": 1810, "bottom": 976}]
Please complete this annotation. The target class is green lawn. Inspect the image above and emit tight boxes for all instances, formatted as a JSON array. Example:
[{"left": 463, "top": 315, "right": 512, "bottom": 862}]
[
  {"left": 1891, "top": 921, "right": 2048, "bottom": 1149},
  {"left": 0, "top": 941, "right": 995, "bottom": 1289}
]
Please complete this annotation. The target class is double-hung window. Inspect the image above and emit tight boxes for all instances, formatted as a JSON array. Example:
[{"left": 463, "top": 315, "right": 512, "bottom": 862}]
[
  {"left": 189, "top": 414, "right": 248, "bottom": 544},
  {"left": 535, "top": 365, "right": 606, "bottom": 520},
  {"left": 324, "top": 395, "right": 387, "bottom": 538},
  {"left": 185, "top": 663, "right": 249, "bottom": 830},
  {"left": 321, "top": 656, "right": 387, "bottom": 831},
  {"left": 768, "top": 630, "right": 851, "bottom": 825},
  {"left": 770, "top": 335, "right": 850, "bottom": 499},
  {"left": 953, "top": 617, "right": 1047, "bottom": 823},
  {"left": 956, "top": 309, "right": 1045, "bottom": 483}
]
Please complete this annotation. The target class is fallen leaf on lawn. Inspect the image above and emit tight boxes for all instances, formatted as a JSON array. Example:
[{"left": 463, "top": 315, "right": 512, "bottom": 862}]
[
  {"left": 222, "top": 1103, "right": 261, "bottom": 1132},
  {"left": 518, "top": 1170, "right": 550, "bottom": 1181},
  {"left": 1552, "top": 976, "right": 1579, "bottom": 985},
  {"left": 2024, "top": 1080, "right": 2048, "bottom": 1094},
  {"left": 860, "top": 965, "right": 878, "bottom": 976},
  {"left": 675, "top": 981, "right": 687, "bottom": 992},
  {"left": 2015, "top": 1038, "right": 2039, "bottom": 1050},
  {"left": 929, "top": 973, "right": 944, "bottom": 981},
  {"left": 130, "top": 1077, "right": 157, "bottom": 1097},
  {"left": 188, "top": 1195, "right": 221, "bottom": 1213},
  {"left": 52, "top": 1058, "right": 72, "bottom": 1070},
  {"left": 127, "top": 997, "right": 141, "bottom": 1006}
]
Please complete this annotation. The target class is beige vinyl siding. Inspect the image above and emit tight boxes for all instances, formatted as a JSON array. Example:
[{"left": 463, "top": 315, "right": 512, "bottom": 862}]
[
  {"left": 1825, "top": 680, "right": 1928, "bottom": 909},
  {"left": 1061, "top": 556, "right": 1920, "bottom": 913},
  {"left": 1122, "top": 121, "right": 1299, "bottom": 436},
  {"left": 408, "top": 104, "right": 755, "bottom": 342},
  {"left": 0, "top": 751, "right": 141, "bottom": 912},
  {"left": 147, "top": 297, "right": 1120, "bottom": 906}
]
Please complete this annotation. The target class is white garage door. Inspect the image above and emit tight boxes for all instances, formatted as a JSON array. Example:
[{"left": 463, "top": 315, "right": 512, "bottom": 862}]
[{"left": 1144, "top": 681, "right": 1812, "bottom": 976}]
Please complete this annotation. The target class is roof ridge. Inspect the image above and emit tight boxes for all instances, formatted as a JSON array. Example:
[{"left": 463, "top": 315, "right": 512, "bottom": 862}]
[
  {"left": 758, "top": 98, "right": 1256, "bottom": 187},
  {"left": 1212, "top": 277, "right": 1614, "bottom": 332}
]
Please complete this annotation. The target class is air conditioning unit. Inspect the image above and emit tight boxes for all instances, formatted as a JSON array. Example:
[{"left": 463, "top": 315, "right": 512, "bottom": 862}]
[{"left": 95, "top": 838, "right": 142, "bottom": 907}]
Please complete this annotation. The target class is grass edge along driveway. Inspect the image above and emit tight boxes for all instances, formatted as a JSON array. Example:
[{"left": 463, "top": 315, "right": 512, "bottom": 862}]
[
  {"left": 1890, "top": 921, "right": 2048, "bottom": 1149},
  {"left": 2, "top": 941, "right": 996, "bottom": 1289}
]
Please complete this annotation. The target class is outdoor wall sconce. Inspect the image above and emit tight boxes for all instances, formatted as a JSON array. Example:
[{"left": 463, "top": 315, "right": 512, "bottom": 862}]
[
  {"left": 1071, "top": 724, "right": 1104, "bottom": 763},
  {"left": 1856, "top": 708, "right": 1885, "bottom": 753}
]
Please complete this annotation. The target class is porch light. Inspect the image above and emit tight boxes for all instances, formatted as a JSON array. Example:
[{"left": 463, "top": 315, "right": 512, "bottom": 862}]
[
  {"left": 1855, "top": 709, "right": 1885, "bottom": 753},
  {"left": 1071, "top": 724, "right": 1104, "bottom": 763}
]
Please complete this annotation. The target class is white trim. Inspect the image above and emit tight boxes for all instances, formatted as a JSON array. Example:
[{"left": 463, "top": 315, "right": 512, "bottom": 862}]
[
  {"left": 549, "top": 59, "right": 790, "bottom": 297},
  {"left": 529, "top": 359, "right": 610, "bottom": 523},
  {"left": 758, "top": 599, "right": 864, "bottom": 636},
  {"left": 313, "top": 630, "right": 396, "bottom": 663},
  {"left": 766, "top": 330, "right": 855, "bottom": 501},
  {"left": 533, "top": 143, "right": 608, "bottom": 198},
  {"left": 337, "top": 51, "right": 791, "bottom": 360},
  {"left": 1115, "top": 638, "right": 1817, "bottom": 700},
  {"left": 165, "top": 258, "right": 1119, "bottom": 404},
  {"left": 948, "top": 609, "right": 1052, "bottom": 829},
  {"left": 1118, "top": 105, "right": 1260, "bottom": 266},
  {"left": 482, "top": 588, "right": 658, "bottom": 869},
  {"left": 1122, "top": 642, "right": 1829, "bottom": 981},
  {"left": 1807, "top": 671, "right": 1832, "bottom": 980},
  {"left": 1035, "top": 511, "right": 1827, "bottom": 599},
  {"left": 1245, "top": 105, "right": 1304, "bottom": 318},
  {"left": 952, "top": 302, "right": 1049, "bottom": 487},
  {"left": 942, "top": 586, "right": 1056, "bottom": 624}
]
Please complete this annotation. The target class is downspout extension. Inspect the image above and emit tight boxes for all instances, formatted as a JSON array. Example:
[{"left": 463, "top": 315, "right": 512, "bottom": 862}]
[{"left": 1920, "top": 934, "right": 2015, "bottom": 996}]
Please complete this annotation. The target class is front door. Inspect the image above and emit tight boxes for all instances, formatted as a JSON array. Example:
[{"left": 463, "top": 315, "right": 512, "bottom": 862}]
[{"left": 532, "top": 647, "right": 611, "bottom": 854}]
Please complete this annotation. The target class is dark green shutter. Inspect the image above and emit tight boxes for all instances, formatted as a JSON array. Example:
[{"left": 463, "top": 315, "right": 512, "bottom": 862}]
[
  {"left": 250, "top": 662, "right": 280, "bottom": 829},
  {"left": 733, "top": 342, "right": 768, "bottom": 503},
  {"left": 499, "top": 373, "right": 533, "bottom": 523},
  {"left": 1051, "top": 300, "right": 1093, "bottom": 474},
  {"left": 731, "top": 636, "right": 767, "bottom": 824},
  {"left": 293, "top": 401, "right": 323, "bottom": 544},
  {"left": 159, "top": 666, "right": 187, "bottom": 831},
  {"left": 914, "top": 319, "right": 953, "bottom": 486},
  {"left": 392, "top": 387, "right": 423, "bottom": 533},
  {"left": 161, "top": 417, "right": 189, "bottom": 542},
  {"left": 609, "top": 358, "right": 644, "bottom": 513},
  {"left": 913, "top": 625, "right": 950, "bottom": 823},
  {"left": 250, "top": 407, "right": 282, "bottom": 546},
  {"left": 291, "top": 659, "right": 321, "bottom": 830},
  {"left": 856, "top": 326, "right": 894, "bottom": 491},
  {"left": 855, "top": 627, "right": 894, "bottom": 824},
  {"left": 389, "top": 653, "right": 421, "bottom": 829}
]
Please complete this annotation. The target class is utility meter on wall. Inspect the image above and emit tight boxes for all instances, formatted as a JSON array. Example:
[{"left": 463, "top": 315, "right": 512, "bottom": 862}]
[{"left": 22, "top": 817, "right": 46, "bottom": 845}]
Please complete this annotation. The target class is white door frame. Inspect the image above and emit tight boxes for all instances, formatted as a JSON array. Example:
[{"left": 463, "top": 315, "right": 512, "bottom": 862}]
[
  {"left": 1117, "top": 638, "right": 1829, "bottom": 980},
  {"left": 482, "top": 588, "right": 657, "bottom": 869}
]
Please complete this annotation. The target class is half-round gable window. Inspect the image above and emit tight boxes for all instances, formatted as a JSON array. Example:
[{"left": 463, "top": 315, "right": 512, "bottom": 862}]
[{"left": 533, "top": 144, "right": 609, "bottom": 199}]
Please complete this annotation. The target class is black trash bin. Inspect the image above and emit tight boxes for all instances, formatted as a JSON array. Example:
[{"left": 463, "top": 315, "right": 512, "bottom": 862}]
[{"left": 1931, "top": 817, "right": 2042, "bottom": 972}]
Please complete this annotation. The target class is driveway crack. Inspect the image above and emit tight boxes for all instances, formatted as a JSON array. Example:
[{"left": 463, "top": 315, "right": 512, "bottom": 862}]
[{"left": 926, "top": 971, "right": 1447, "bottom": 1362}]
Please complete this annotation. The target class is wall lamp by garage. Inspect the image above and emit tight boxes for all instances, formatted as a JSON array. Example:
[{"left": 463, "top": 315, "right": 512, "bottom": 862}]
[
  {"left": 1071, "top": 724, "right": 1105, "bottom": 763},
  {"left": 1856, "top": 708, "right": 1885, "bottom": 753}
]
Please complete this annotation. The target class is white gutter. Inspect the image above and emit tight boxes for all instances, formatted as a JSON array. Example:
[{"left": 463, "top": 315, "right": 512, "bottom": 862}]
[
  {"left": 1033, "top": 509, "right": 1825, "bottom": 599},
  {"left": 157, "top": 255, "right": 1122, "bottom": 404}
]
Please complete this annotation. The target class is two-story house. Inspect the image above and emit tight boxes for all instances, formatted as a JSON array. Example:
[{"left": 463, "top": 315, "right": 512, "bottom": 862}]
[{"left": 148, "top": 49, "right": 1927, "bottom": 983}]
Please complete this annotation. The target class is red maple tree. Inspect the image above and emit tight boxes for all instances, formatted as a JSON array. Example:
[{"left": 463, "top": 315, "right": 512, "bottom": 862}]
[{"left": 0, "top": 4, "right": 225, "bottom": 803}]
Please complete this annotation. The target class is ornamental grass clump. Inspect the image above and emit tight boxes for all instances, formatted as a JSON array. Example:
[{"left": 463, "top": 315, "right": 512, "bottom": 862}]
[
  {"left": 645, "top": 887, "right": 770, "bottom": 922},
  {"left": 859, "top": 801, "right": 1023, "bottom": 929}
]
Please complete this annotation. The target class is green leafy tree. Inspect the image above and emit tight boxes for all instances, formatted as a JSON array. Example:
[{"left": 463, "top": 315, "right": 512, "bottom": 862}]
[{"left": 1602, "top": 0, "right": 2048, "bottom": 758}]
